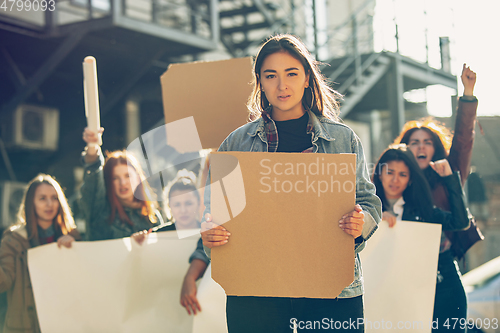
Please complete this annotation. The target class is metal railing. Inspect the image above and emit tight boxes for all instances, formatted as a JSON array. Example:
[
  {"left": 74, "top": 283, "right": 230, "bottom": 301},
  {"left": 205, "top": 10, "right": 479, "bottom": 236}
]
[
  {"left": 316, "top": 0, "right": 377, "bottom": 90},
  {"left": 0, "top": 0, "right": 215, "bottom": 39},
  {"left": 121, "top": 0, "right": 212, "bottom": 37},
  {"left": 317, "top": 0, "right": 375, "bottom": 62}
]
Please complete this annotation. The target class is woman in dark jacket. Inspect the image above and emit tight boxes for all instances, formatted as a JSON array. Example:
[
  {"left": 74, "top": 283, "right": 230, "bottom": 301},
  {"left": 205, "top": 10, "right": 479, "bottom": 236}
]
[
  {"left": 80, "top": 128, "right": 163, "bottom": 241},
  {"left": 372, "top": 145, "right": 470, "bottom": 333}
]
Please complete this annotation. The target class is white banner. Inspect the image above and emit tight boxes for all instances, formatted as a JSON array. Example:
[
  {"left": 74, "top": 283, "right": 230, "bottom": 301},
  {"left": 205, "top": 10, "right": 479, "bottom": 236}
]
[
  {"left": 28, "top": 222, "right": 441, "bottom": 333},
  {"left": 192, "top": 264, "right": 228, "bottom": 333},
  {"left": 28, "top": 231, "right": 200, "bottom": 333},
  {"left": 360, "top": 221, "right": 442, "bottom": 333}
]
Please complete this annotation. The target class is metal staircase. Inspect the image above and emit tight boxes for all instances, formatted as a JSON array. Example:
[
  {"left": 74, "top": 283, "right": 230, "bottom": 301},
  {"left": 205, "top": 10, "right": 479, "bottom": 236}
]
[
  {"left": 318, "top": 0, "right": 456, "bottom": 124},
  {"left": 218, "top": 0, "right": 289, "bottom": 57},
  {"left": 324, "top": 53, "right": 391, "bottom": 117},
  {"left": 318, "top": 0, "right": 387, "bottom": 118},
  {"left": 215, "top": 0, "right": 395, "bottom": 118}
]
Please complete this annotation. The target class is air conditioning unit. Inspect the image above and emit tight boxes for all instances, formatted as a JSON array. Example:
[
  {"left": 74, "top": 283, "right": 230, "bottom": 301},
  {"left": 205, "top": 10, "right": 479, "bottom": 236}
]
[
  {"left": 0, "top": 104, "right": 59, "bottom": 150},
  {"left": 0, "top": 181, "right": 27, "bottom": 229}
]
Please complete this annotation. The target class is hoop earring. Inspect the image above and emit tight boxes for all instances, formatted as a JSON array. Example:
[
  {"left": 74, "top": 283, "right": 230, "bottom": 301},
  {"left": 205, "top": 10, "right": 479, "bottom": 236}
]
[
  {"left": 305, "top": 87, "right": 314, "bottom": 111},
  {"left": 260, "top": 90, "right": 271, "bottom": 111}
]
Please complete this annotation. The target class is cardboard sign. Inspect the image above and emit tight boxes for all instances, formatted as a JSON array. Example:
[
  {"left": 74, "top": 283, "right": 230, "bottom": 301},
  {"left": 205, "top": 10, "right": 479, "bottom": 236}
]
[
  {"left": 360, "top": 221, "right": 442, "bottom": 332},
  {"left": 210, "top": 152, "right": 356, "bottom": 298},
  {"left": 160, "top": 57, "right": 253, "bottom": 149}
]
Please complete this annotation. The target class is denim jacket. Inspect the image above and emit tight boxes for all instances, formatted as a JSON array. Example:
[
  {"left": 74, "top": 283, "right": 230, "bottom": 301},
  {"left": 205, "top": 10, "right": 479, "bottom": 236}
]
[{"left": 203, "top": 110, "right": 382, "bottom": 298}]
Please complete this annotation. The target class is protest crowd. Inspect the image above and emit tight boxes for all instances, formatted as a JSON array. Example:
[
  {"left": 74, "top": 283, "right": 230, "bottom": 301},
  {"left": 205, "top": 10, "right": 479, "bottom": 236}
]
[{"left": 0, "top": 4, "right": 487, "bottom": 332}]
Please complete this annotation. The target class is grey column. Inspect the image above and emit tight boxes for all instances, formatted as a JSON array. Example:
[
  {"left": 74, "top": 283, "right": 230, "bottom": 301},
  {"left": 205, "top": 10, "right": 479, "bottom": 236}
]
[
  {"left": 386, "top": 55, "right": 405, "bottom": 139},
  {"left": 125, "top": 99, "right": 141, "bottom": 145}
]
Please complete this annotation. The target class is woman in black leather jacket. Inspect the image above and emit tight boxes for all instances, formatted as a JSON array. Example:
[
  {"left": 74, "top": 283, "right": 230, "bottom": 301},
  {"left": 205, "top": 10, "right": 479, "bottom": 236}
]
[{"left": 372, "top": 145, "right": 470, "bottom": 332}]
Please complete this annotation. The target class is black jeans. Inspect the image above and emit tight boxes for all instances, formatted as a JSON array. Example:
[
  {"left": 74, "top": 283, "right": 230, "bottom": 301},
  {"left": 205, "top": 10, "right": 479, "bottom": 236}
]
[
  {"left": 432, "top": 251, "right": 468, "bottom": 333},
  {"left": 226, "top": 295, "right": 364, "bottom": 333}
]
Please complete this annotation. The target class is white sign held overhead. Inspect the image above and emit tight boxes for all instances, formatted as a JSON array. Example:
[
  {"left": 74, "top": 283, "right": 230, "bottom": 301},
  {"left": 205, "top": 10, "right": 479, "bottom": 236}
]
[{"left": 83, "top": 56, "right": 102, "bottom": 146}]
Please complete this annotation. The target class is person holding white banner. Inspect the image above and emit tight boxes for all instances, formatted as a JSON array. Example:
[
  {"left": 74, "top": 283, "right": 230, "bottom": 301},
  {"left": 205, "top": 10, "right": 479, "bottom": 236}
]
[
  {"left": 0, "top": 174, "right": 80, "bottom": 333},
  {"left": 134, "top": 169, "right": 210, "bottom": 316},
  {"left": 372, "top": 145, "right": 470, "bottom": 332},
  {"left": 201, "top": 34, "right": 382, "bottom": 333},
  {"left": 131, "top": 167, "right": 211, "bottom": 317},
  {"left": 160, "top": 170, "right": 210, "bottom": 316},
  {"left": 393, "top": 66, "right": 478, "bottom": 333},
  {"left": 80, "top": 128, "right": 163, "bottom": 241},
  {"left": 372, "top": 145, "right": 470, "bottom": 230}
]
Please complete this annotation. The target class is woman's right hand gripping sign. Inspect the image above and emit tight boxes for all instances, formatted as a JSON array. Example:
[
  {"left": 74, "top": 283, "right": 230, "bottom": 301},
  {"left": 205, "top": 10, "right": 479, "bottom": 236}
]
[{"left": 201, "top": 213, "right": 231, "bottom": 248}]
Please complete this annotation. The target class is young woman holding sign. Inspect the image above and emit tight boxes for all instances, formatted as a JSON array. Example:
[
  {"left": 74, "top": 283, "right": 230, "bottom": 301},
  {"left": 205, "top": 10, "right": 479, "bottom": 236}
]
[
  {"left": 80, "top": 128, "right": 163, "bottom": 241},
  {"left": 0, "top": 174, "right": 80, "bottom": 333},
  {"left": 201, "top": 34, "right": 381, "bottom": 332},
  {"left": 372, "top": 145, "right": 470, "bottom": 230},
  {"left": 372, "top": 145, "right": 470, "bottom": 332}
]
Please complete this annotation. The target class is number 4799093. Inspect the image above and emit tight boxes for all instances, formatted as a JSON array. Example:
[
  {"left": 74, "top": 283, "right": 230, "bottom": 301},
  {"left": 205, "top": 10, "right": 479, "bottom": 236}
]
[
  {"left": 1, "top": 0, "right": 56, "bottom": 12},
  {"left": 443, "top": 318, "right": 499, "bottom": 330}
]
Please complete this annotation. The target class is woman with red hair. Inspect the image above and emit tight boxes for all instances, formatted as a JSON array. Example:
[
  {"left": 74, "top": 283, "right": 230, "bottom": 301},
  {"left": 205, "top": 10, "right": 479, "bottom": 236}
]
[{"left": 80, "top": 128, "right": 162, "bottom": 240}]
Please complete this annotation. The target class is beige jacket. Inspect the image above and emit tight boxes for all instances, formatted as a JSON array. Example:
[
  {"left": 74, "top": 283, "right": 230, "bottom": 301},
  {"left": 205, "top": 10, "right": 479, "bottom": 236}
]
[{"left": 0, "top": 225, "right": 80, "bottom": 333}]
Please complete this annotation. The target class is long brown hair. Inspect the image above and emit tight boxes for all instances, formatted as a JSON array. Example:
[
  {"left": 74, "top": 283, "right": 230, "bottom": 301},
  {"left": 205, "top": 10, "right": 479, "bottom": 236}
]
[
  {"left": 247, "top": 34, "right": 342, "bottom": 121},
  {"left": 103, "top": 150, "right": 158, "bottom": 226},
  {"left": 17, "top": 174, "right": 76, "bottom": 241},
  {"left": 372, "top": 145, "right": 434, "bottom": 222}
]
